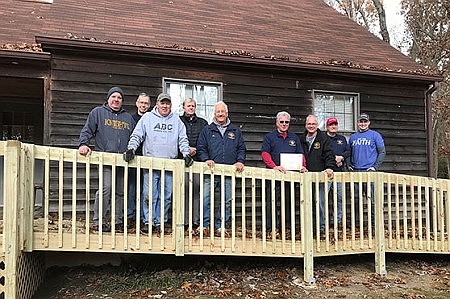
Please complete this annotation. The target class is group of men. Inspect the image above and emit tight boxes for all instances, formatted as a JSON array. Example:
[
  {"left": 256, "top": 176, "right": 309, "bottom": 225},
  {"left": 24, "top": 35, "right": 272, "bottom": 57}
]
[
  {"left": 79, "top": 86, "right": 385, "bottom": 235},
  {"left": 79, "top": 87, "right": 244, "bottom": 234}
]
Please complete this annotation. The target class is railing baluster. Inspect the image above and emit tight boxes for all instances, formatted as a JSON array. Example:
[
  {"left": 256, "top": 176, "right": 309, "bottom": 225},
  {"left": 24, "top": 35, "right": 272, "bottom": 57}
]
[
  {"left": 418, "top": 177, "right": 423, "bottom": 250},
  {"left": 72, "top": 151, "right": 77, "bottom": 249},
  {"left": 402, "top": 176, "right": 408, "bottom": 250},
  {"left": 58, "top": 148, "right": 64, "bottom": 248}
]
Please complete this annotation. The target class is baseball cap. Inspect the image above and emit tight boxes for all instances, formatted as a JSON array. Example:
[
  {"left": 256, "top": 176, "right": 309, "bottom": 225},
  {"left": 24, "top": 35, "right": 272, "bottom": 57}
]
[
  {"left": 157, "top": 93, "right": 171, "bottom": 102},
  {"left": 326, "top": 117, "right": 338, "bottom": 126},
  {"left": 359, "top": 113, "right": 370, "bottom": 121}
]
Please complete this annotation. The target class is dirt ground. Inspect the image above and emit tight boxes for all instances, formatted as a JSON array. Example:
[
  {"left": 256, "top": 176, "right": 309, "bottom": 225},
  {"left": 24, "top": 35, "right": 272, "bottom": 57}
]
[{"left": 32, "top": 253, "right": 450, "bottom": 299}]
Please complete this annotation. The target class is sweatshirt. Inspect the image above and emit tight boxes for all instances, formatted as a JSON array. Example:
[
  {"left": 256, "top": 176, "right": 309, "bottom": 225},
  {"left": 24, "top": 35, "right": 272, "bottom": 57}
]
[{"left": 127, "top": 106, "right": 190, "bottom": 158}]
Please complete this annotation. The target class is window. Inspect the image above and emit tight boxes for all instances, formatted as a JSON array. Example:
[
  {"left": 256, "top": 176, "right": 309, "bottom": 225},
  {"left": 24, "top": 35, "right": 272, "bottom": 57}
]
[
  {"left": 312, "top": 90, "right": 359, "bottom": 133},
  {"left": 163, "top": 78, "right": 223, "bottom": 122}
]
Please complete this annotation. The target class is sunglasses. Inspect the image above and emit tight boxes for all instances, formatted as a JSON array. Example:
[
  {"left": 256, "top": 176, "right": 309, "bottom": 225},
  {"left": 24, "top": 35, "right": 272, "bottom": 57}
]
[{"left": 279, "top": 121, "right": 290, "bottom": 124}]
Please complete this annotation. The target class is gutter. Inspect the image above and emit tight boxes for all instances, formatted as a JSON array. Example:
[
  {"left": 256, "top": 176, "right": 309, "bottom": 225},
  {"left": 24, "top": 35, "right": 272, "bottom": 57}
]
[{"left": 426, "top": 81, "right": 439, "bottom": 177}]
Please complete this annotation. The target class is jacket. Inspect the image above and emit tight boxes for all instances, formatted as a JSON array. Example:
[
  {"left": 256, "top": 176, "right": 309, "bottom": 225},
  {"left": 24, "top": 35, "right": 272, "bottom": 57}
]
[
  {"left": 179, "top": 113, "right": 208, "bottom": 161},
  {"left": 300, "top": 128, "right": 335, "bottom": 172},
  {"left": 79, "top": 103, "right": 135, "bottom": 153},
  {"left": 197, "top": 121, "right": 246, "bottom": 165}
]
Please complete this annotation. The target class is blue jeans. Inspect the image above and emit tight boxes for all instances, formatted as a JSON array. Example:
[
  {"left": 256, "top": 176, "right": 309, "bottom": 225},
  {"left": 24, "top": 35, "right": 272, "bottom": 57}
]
[
  {"left": 328, "top": 181, "right": 343, "bottom": 225},
  {"left": 93, "top": 166, "right": 124, "bottom": 226},
  {"left": 127, "top": 168, "right": 144, "bottom": 220},
  {"left": 141, "top": 170, "right": 173, "bottom": 226},
  {"left": 353, "top": 169, "right": 375, "bottom": 227},
  {"left": 265, "top": 181, "right": 292, "bottom": 232},
  {"left": 203, "top": 176, "right": 232, "bottom": 229},
  {"left": 312, "top": 182, "right": 329, "bottom": 232}
]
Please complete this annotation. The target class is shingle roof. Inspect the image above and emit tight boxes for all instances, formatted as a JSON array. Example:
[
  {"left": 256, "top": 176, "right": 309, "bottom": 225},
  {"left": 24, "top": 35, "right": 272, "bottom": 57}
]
[{"left": 0, "top": 0, "right": 435, "bottom": 77}]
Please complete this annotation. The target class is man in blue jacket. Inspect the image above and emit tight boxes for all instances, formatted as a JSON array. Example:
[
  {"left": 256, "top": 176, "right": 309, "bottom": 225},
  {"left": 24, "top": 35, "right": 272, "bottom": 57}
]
[
  {"left": 79, "top": 86, "right": 135, "bottom": 233},
  {"left": 261, "top": 111, "right": 306, "bottom": 238},
  {"left": 326, "top": 117, "right": 348, "bottom": 227},
  {"left": 197, "top": 101, "right": 246, "bottom": 236}
]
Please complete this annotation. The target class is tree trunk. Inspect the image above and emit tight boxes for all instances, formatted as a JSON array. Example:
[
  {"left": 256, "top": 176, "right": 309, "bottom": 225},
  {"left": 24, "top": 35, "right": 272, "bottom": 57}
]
[{"left": 372, "top": 0, "right": 390, "bottom": 43}]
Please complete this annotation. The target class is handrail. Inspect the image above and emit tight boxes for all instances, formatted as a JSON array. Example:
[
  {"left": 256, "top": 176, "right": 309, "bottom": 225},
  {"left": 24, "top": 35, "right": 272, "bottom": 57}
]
[{"left": 1, "top": 140, "right": 450, "bottom": 298}]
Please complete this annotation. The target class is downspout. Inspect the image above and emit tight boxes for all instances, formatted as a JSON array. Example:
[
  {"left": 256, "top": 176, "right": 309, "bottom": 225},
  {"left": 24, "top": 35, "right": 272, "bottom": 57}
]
[{"left": 426, "top": 81, "right": 439, "bottom": 177}]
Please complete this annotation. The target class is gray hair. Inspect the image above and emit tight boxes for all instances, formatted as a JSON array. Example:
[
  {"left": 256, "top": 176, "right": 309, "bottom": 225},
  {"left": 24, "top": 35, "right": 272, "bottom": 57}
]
[
  {"left": 305, "top": 114, "right": 318, "bottom": 124},
  {"left": 214, "top": 101, "right": 228, "bottom": 112},
  {"left": 276, "top": 111, "right": 291, "bottom": 121}
]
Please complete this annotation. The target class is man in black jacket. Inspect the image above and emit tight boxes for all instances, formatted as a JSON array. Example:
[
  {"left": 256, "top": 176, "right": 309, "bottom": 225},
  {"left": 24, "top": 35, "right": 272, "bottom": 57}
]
[
  {"left": 300, "top": 114, "right": 335, "bottom": 234},
  {"left": 179, "top": 98, "right": 208, "bottom": 230}
]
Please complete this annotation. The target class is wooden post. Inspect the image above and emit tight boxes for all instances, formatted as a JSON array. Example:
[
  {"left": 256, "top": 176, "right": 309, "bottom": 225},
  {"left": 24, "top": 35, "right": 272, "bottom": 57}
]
[
  {"left": 303, "top": 173, "right": 315, "bottom": 283},
  {"left": 374, "top": 172, "right": 387, "bottom": 276},
  {"left": 174, "top": 160, "right": 185, "bottom": 256},
  {"left": 4, "top": 140, "right": 21, "bottom": 298}
]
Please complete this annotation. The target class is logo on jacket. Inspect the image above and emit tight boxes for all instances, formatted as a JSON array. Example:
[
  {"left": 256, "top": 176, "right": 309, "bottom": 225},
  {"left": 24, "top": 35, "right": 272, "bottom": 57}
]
[
  {"left": 153, "top": 123, "right": 173, "bottom": 132},
  {"left": 289, "top": 140, "right": 297, "bottom": 147},
  {"left": 227, "top": 132, "right": 235, "bottom": 140},
  {"left": 337, "top": 140, "right": 344, "bottom": 145},
  {"left": 313, "top": 142, "right": 321, "bottom": 150}
]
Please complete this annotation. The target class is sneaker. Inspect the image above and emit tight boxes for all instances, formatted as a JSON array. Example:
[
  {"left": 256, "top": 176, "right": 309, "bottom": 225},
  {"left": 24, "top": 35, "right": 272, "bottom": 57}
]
[
  {"left": 215, "top": 228, "right": 231, "bottom": 237},
  {"left": 140, "top": 223, "right": 149, "bottom": 234},
  {"left": 114, "top": 223, "right": 124, "bottom": 232},
  {"left": 93, "top": 224, "right": 110, "bottom": 232},
  {"left": 152, "top": 225, "right": 161, "bottom": 234}
]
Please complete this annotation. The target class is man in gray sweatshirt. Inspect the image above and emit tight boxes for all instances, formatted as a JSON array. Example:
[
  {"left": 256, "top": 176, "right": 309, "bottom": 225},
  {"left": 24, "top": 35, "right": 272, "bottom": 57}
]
[{"left": 125, "top": 93, "right": 192, "bottom": 233}]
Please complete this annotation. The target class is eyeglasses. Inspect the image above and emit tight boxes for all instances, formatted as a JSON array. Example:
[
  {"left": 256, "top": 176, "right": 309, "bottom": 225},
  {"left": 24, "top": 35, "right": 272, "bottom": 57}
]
[
  {"left": 279, "top": 121, "right": 290, "bottom": 124},
  {"left": 358, "top": 120, "right": 369, "bottom": 123}
]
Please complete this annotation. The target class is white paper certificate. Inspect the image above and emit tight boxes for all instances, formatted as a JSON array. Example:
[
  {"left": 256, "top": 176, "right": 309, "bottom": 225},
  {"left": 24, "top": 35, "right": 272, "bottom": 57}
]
[{"left": 280, "top": 153, "right": 303, "bottom": 171}]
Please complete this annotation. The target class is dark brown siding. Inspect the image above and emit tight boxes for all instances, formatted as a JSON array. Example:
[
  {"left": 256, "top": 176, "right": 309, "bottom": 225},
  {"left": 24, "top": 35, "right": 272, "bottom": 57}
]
[{"left": 48, "top": 51, "right": 428, "bottom": 176}]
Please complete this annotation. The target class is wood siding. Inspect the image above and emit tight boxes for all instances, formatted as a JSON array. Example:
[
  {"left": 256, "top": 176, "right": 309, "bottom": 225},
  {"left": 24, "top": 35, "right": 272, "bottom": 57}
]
[{"left": 48, "top": 50, "right": 429, "bottom": 176}]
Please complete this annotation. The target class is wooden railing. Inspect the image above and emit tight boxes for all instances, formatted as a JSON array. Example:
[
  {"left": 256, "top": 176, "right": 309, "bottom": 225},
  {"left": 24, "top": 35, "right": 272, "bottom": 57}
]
[{"left": 1, "top": 140, "right": 450, "bottom": 298}]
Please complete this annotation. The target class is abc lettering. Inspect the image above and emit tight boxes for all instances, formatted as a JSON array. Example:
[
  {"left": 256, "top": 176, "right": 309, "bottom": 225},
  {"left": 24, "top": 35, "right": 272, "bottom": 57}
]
[
  {"left": 352, "top": 138, "right": 371, "bottom": 146},
  {"left": 154, "top": 123, "right": 173, "bottom": 131},
  {"left": 104, "top": 119, "right": 130, "bottom": 130}
]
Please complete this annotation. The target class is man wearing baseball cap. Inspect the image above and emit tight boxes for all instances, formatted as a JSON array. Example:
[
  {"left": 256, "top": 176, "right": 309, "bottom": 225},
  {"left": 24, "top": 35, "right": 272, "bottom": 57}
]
[
  {"left": 347, "top": 113, "right": 386, "bottom": 228},
  {"left": 326, "top": 117, "right": 348, "bottom": 227},
  {"left": 125, "top": 92, "right": 193, "bottom": 234}
]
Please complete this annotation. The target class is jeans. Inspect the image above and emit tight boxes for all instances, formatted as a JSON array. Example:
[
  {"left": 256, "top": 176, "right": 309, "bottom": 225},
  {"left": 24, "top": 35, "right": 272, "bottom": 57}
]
[
  {"left": 184, "top": 172, "right": 201, "bottom": 227},
  {"left": 353, "top": 169, "right": 375, "bottom": 227},
  {"left": 127, "top": 168, "right": 144, "bottom": 220},
  {"left": 312, "top": 182, "right": 328, "bottom": 233},
  {"left": 93, "top": 166, "right": 124, "bottom": 226},
  {"left": 265, "top": 181, "right": 292, "bottom": 232},
  {"left": 328, "top": 181, "right": 343, "bottom": 226},
  {"left": 141, "top": 170, "right": 173, "bottom": 226},
  {"left": 203, "top": 175, "right": 232, "bottom": 229}
]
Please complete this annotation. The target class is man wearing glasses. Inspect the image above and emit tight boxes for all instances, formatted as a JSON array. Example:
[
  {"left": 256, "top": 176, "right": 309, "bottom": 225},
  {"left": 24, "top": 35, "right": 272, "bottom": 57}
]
[
  {"left": 261, "top": 111, "right": 306, "bottom": 238},
  {"left": 127, "top": 93, "right": 151, "bottom": 226},
  {"left": 347, "top": 113, "right": 386, "bottom": 227}
]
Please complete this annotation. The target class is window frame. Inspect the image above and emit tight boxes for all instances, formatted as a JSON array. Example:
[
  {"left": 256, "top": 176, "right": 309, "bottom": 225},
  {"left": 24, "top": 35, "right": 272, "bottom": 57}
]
[
  {"left": 162, "top": 77, "right": 223, "bottom": 122},
  {"left": 311, "top": 89, "right": 360, "bottom": 134}
]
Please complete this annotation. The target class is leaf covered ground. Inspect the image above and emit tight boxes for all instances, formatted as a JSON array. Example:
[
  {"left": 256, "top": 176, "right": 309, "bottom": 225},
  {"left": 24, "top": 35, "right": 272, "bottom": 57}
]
[{"left": 33, "top": 253, "right": 450, "bottom": 299}]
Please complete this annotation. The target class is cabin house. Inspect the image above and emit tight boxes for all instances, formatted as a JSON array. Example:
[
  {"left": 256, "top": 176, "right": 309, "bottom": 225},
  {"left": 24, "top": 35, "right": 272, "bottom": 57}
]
[
  {"left": 0, "top": 2, "right": 447, "bottom": 298},
  {"left": 0, "top": 0, "right": 440, "bottom": 177}
]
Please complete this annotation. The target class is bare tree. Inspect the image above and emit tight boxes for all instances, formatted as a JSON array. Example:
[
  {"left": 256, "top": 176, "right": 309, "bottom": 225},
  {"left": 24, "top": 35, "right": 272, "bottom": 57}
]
[
  {"left": 325, "top": 0, "right": 391, "bottom": 43},
  {"left": 402, "top": 0, "right": 450, "bottom": 177}
]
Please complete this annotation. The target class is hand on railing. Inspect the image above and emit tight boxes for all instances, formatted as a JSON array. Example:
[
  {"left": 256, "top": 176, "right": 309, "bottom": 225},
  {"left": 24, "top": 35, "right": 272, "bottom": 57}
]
[
  {"left": 123, "top": 149, "right": 135, "bottom": 162},
  {"left": 234, "top": 162, "right": 245, "bottom": 173},
  {"left": 324, "top": 168, "right": 334, "bottom": 179},
  {"left": 184, "top": 155, "right": 194, "bottom": 167},
  {"left": 78, "top": 145, "right": 92, "bottom": 156}
]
